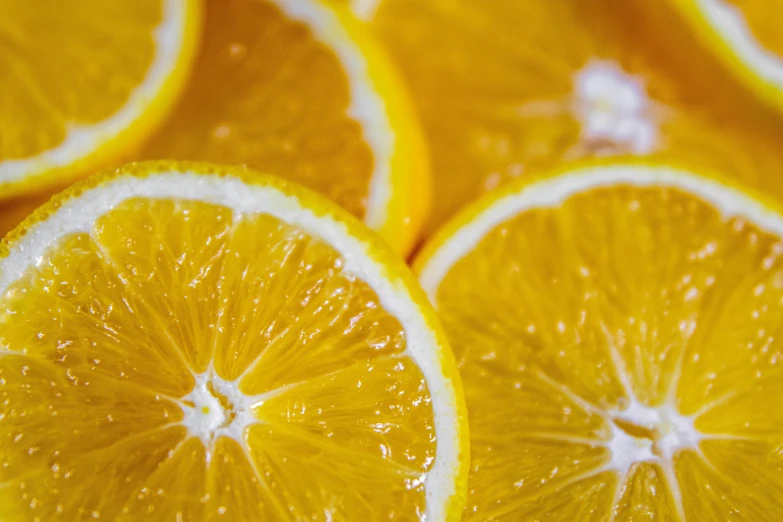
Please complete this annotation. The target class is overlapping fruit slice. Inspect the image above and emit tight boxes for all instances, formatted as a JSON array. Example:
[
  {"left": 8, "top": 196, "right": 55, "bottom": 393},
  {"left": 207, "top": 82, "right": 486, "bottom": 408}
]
[
  {"left": 672, "top": 0, "right": 783, "bottom": 112},
  {"left": 416, "top": 161, "right": 783, "bottom": 520},
  {"left": 0, "top": 162, "right": 466, "bottom": 521},
  {"left": 0, "top": 0, "right": 201, "bottom": 199},
  {"left": 134, "top": 0, "right": 428, "bottom": 255},
  {"left": 343, "top": 0, "right": 783, "bottom": 236}
]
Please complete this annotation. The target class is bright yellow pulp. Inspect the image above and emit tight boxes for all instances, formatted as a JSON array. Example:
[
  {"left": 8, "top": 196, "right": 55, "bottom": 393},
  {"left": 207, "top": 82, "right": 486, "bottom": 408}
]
[
  {"left": 134, "top": 0, "right": 427, "bottom": 254},
  {"left": 0, "top": 0, "right": 196, "bottom": 197},
  {"left": 360, "top": 0, "right": 783, "bottom": 237},
  {"left": 0, "top": 198, "right": 436, "bottom": 520},
  {"left": 431, "top": 181, "right": 783, "bottom": 519},
  {"left": 0, "top": 0, "right": 156, "bottom": 159}
]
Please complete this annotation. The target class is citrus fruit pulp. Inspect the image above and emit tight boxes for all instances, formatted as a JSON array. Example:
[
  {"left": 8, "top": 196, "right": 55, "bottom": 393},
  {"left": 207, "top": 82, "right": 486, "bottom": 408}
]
[
  {"left": 0, "top": 0, "right": 201, "bottom": 200},
  {"left": 416, "top": 161, "right": 783, "bottom": 520},
  {"left": 0, "top": 162, "right": 467, "bottom": 520},
  {"left": 134, "top": 0, "right": 429, "bottom": 255},
  {"left": 344, "top": 0, "right": 783, "bottom": 237}
]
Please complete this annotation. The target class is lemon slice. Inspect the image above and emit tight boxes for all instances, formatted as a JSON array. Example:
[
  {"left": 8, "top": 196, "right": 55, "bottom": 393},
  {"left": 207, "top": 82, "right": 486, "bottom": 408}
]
[
  {"left": 134, "top": 0, "right": 429, "bottom": 255},
  {"left": 672, "top": 0, "right": 783, "bottom": 112},
  {"left": 0, "top": 162, "right": 467, "bottom": 520},
  {"left": 416, "top": 161, "right": 783, "bottom": 520},
  {"left": 341, "top": 0, "right": 783, "bottom": 238},
  {"left": 0, "top": 0, "right": 201, "bottom": 200}
]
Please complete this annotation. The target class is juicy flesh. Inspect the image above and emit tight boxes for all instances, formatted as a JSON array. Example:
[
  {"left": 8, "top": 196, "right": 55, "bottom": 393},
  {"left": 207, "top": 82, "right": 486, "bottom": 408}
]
[
  {"left": 136, "top": 0, "right": 374, "bottom": 220},
  {"left": 435, "top": 184, "right": 783, "bottom": 520},
  {"left": 0, "top": 198, "right": 436, "bottom": 520},
  {"left": 0, "top": 0, "right": 160, "bottom": 159},
  {"left": 723, "top": 0, "right": 783, "bottom": 59},
  {"left": 367, "top": 0, "right": 783, "bottom": 236}
]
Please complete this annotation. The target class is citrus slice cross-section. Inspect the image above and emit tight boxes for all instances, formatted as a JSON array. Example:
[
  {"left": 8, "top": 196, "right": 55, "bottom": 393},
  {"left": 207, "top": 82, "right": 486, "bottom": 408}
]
[
  {"left": 416, "top": 161, "right": 783, "bottom": 520},
  {"left": 345, "top": 0, "right": 783, "bottom": 237},
  {"left": 0, "top": 0, "right": 201, "bottom": 199},
  {"left": 134, "top": 0, "right": 429, "bottom": 255},
  {"left": 0, "top": 162, "right": 467, "bottom": 521},
  {"left": 672, "top": 0, "right": 783, "bottom": 113}
]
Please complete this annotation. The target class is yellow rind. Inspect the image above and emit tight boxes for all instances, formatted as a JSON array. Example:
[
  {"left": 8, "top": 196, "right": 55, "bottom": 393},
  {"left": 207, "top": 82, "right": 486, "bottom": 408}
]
[
  {"left": 319, "top": 0, "right": 431, "bottom": 256},
  {"left": 0, "top": 159, "right": 468, "bottom": 521},
  {"left": 670, "top": 0, "right": 783, "bottom": 116},
  {"left": 414, "top": 155, "right": 783, "bottom": 278}
]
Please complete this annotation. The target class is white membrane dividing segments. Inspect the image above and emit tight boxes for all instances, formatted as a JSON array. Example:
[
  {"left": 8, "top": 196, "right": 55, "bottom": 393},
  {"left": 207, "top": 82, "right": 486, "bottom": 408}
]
[
  {"left": 418, "top": 164, "right": 783, "bottom": 300},
  {"left": 608, "top": 424, "right": 656, "bottom": 476},
  {"left": 274, "top": 0, "right": 395, "bottom": 230},
  {"left": 0, "top": 0, "right": 188, "bottom": 183},
  {"left": 0, "top": 170, "right": 461, "bottom": 521},
  {"left": 694, "top": 0, "right": 783, "bottom": 91}
]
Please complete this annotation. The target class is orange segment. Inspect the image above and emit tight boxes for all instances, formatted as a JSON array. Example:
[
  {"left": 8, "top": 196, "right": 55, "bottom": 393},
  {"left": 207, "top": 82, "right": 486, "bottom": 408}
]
[
  {"left": 0, "top": 162, "right": 466, "bottom": 520},
  {"left": 0, "top": 0, "right": 200, "bottom": 198},
  {"left": 415, "top": 163, "right": 783, "bottom": 519},
  {"left": 94, "top": 199, "right": 233, "bottom": 374},
  {"left": 135, "top": 0, "right": 429, "bottom": 254},
  {"left": 254, "top": 356, "right": 435, "bottom": 471},
  {"left": 212, "top": 212, "right": 406, "bottom": 388},
  {"left": 0, "top": 233, "right": 195, "bottom": 397},
  {"left": 246, "top": 422, "right": 427, "bottom": 519}
]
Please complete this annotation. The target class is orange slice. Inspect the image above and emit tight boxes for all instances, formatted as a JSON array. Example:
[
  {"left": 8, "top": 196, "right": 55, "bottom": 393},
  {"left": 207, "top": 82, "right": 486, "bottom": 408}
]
[
  {"left": 672, "top": 0, "right": 783, "bottom": 113},
  {"left": 134, "top": 0, "right": 429, "bottom": 255},
  {"left": 0, "top": 0, "right": 201, "bottom": 200},
  {"left": 343, "top": 0, "right": 783, "bottom": 237},
  {"left": 416, "top": 161, "right": 783, "bottom": 520},
  {"left": 0, "top": 162, "right": 467, "bottom": 520}
]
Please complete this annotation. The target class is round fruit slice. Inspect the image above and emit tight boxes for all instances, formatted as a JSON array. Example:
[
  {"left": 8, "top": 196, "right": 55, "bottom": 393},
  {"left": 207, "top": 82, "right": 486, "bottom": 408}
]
[
  {"left": 0, "top": 0, "right": 201, "bottom": 199},
  {"left": 416, "top": 161, "right": 783, "bottom": 520},
  {"left": 0, "top": 162, "right": 467, "bottom": 520},
  {"left": 672, "top": 0, "right": 783, "bottom": 112},
  {"left": 134, "top": 0, "right": 429, "bottom": 255},
  {"left": 343, "top": 0, "right": 783, "bottom": 237}
]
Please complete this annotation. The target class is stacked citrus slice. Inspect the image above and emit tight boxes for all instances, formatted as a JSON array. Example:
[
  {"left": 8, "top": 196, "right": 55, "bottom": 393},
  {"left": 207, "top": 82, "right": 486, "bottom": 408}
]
[
  {"left": 672, "top": 0, "right": 783, "bottom": 112},
  {"left": 338, "top": 0, "right": 783, "bottom": 237},
  {"left": 134, "top": 0, "right": 428, "bottom": 255},
  {"left": 0, "top": 162, "right": 467, "bottom": 520},
  {"left": 0, "top": 0, "right": 201, "bottom": 199},
  {"left": 416, "top": 161, "right": 783, "bottom": 519}
]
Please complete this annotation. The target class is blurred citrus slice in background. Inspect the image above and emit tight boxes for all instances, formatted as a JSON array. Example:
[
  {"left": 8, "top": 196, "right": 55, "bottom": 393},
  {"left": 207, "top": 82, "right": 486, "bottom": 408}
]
[
  {"left": 416, "top": 161, "right": 783, "bottom": 520},
  {"left": 0, "top": 161, "right": 467, "bottom": 521},
  {"left": 135, "top": 0, "right": 429, "bottom": 255},
  {"left": 671, "top": 0, "right": 783, "bottom": 112},
  {"left": 339, "top": 0, "right": 783, "bottom": 237},
  {"left": 0, "top": 192, "right": 52, "bottom": 238},
  {"left": 0, "top": 0, "right": 201, "bottom": 200}
]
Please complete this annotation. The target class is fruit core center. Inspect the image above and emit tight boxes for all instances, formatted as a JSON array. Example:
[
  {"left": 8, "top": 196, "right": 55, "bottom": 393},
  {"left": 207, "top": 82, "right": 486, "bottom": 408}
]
[
  {"left": 180, "top": 373, "right": 253, "bottom": 447},
  {"left": 608, "top": 401, "right": 701, "bottom": 473},
  {"left": 573, "top": 60, "right": 658, "bottom": 155}
]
